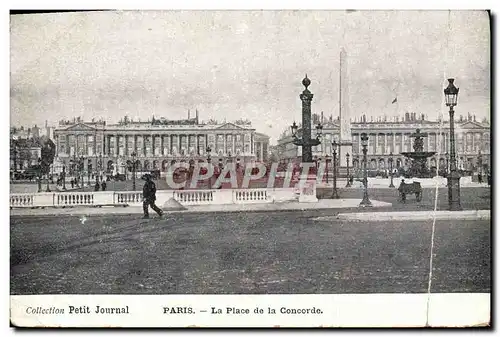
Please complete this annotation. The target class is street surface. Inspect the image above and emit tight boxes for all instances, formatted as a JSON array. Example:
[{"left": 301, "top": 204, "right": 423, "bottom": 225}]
[
  {"left": 11, "top": 210, "right": 490, "bottom": 295},
  {"left": 10, "top": 183, "right": 59, "bottom": 194}
]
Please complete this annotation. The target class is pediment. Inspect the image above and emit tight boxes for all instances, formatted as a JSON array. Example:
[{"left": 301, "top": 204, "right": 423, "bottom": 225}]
[
  {"left": 459, "top": 121, "right": 487, "bottom": 129},
  {"left": 216, "top": 122, "right": 245, "bottom": 130},
  {"left": 323, "top": 121, "right": 339, "bottom": 128},
  {"left": 64, "top": 123, "right": 96, "bottom": 131}
]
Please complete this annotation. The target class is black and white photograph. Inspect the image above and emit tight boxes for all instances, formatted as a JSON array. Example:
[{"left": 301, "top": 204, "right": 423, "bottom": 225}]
[{"left": 9, "top": 8, "right": 491, "bottom": 328}]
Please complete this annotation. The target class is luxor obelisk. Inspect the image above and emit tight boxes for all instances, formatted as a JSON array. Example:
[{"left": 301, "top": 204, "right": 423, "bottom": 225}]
[{"left": 338, "top": 48, "right": 353, "bottom": 169}]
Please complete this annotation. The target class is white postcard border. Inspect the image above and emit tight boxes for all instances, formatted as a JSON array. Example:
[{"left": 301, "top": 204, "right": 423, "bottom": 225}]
[{"left": 10, "top": 293, "right": 490, "bottom": 328}]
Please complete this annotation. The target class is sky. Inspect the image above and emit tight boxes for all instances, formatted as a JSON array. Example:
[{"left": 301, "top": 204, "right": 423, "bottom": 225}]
[{"left": 10, "top": 10, "right": 490, "bottom": 144}]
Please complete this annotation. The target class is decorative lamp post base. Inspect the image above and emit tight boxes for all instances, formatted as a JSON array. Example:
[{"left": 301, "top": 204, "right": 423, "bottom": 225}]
[
  {"left": 389, "top": 180, "right": 395, "bottom": 188},
  {"left": 447, "top": 171, "right": 462, "bottom": 211},
  {"left": 359, "top": 195, "right": 373, "bottom": 207}
]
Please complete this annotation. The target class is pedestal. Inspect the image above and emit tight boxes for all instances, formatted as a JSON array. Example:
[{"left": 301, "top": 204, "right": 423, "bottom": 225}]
[
  {"left": 338, "top": 141, "right": 353, "bottom": 168},
  {"left": 298, "top": 174, "right": 318, "bottom": 203},
  {"left": 447, "top": 170, "right": 462, "bottom": 211}
]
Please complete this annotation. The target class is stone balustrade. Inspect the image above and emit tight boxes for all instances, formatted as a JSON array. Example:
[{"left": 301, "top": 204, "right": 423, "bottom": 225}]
[
  {"left": 9, "top": 187, "right": 300, "bottom": 209},
  {"left": 114, "top": 192, "right": 143, "bottom": 205},
  {"left": 56, "top": 193, "right": 95, "bottom": 206},
  {"left": 233, "top": 189, "right": 270, "bottom": 203},
  {"left": 173, "top": 190, "right": 214, "bottom": 205},
  {"left": 10, "top": 194, "right": 35, "bottom": 208}
]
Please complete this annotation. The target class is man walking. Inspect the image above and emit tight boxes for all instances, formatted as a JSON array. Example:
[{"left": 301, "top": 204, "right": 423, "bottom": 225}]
[{"left": 143, "top": 174, "right": 163, "bottom": 219}]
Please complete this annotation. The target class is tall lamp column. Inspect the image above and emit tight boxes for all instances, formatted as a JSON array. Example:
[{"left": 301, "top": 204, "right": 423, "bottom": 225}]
[
  {"left": 359, "top": 133, "right": 372, "bottom": 207},
  {"left": 477, "top": 150, "right": 483, "bottom": 182},
  {"left": 206, "top": 146, "right": 212, "bottom": 189},
  {"left": 37, "top": 157, "right": 42, "bottom": 192},
  {"left": 62, "top": 165, "right": 66, "bottom": 190},
  {"left": 389, "top": 152, "right": 395, "bottom": 188},
  {"left": 331, "top": 140, "right": 339, "bottom": 199},
  {"left": 290, "top": 75, "right": 323, "bottom": 165},
  {"left": 346, "top": 152, "right": 351, "bottom": 187},
  {"left": 80, "top": 156, "right": 84, "bottom": 190},
  {"left": 131, "top": 152, "right": 137, "bottom": 191},
  {"left": 444, "top": 78, "right": 462, "bottom": 211},
  {"left": 45, "top": 163, "right": 51, "bottom": 192}
]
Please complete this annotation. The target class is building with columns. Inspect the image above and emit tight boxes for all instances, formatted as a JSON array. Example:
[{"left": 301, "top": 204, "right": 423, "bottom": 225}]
[
  {"left": 254, "top": 132, "right": 270, "bottom": 162},
  {"left": 276, "top": 112, "right": 491, "bottom": 174},
  {"left": 53, "top": 115, "right": 270, "bottom": 176}
]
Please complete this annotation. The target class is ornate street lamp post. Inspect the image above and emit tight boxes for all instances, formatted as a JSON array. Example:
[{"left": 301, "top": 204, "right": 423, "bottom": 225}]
[
  {"left": 45, "top": 163, "right": 51, "bottom": 192},
  {"left": 291, "top": 75, "right": 323, "bottom": 166},
  {"left": 87, "top": 159, "right": 92, "bottom": 187},
  {"left": 98, "top": 153, "right": 103, "bottom": 183},
  {"left": 445, "top": 152, "right": 449, "bottom": 175},
  {"left": 206, "top": 146, "right": 212, "bottom": 189},
  {"left": 346, "top": 152, "right": 351, "bottom": 187},
  {"left": 477, "top": 150, "right": 483, "bottom": 179},
  {"left": 131, "top": 151, "right": 137, "bottom": 191},
  {"left": 331, "top": 140, "right": 339, "bottom": 199},
  {"left": 444, "top": 78, "right": 462, "bottom": 211},
  {"left": 37, "top": 157, "right": 42, "bottom": 192},
  {"left": 72, "top": 154, "right": 77, "bottom": 186},
  {"left": 62, "top": 165, "right": 66, "bottom": 190},
  {"left": 359, "top": 133, "right": 372, "bottom": 207},
  {"left": 388, "top": 152, "right": 395, "bottom": 188},
  {"left": 80, "top": 156, "right": 84, "bottom": 190}
]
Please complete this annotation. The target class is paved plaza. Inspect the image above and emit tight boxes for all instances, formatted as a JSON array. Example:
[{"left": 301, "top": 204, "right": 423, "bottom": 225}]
[{"left": 11, "top": 208, "right": 490, "bottom": 295}]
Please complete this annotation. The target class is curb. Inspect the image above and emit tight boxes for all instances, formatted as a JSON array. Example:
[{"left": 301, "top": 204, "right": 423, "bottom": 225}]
[
  {"left": 9, "top": 206, "right": 379, "bottom": 218},
  {"left": 330, "top": 210, "right": 491, "bottom": 222}
]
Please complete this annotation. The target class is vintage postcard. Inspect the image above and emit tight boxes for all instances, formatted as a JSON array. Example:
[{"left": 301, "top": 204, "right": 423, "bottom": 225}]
[{"left": 9, "top": 9, "right": 491, "bottom": 328}]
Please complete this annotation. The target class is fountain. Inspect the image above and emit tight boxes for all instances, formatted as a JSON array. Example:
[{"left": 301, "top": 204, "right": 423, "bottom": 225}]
[{"left": 400, "top": 129, "right": 436, "bottom": 178}]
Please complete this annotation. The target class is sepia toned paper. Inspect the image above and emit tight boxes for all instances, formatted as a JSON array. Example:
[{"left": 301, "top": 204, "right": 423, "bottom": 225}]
[{"left": 10, "top": 9, "right": 491, "bottom": 328}]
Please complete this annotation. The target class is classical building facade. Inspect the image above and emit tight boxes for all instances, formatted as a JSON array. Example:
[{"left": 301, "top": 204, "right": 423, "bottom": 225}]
[
  {"left": 53, "top": 116, "right": 270, "bottom": 175},
  {"left": 254, "top": 132, "right": 270, "bottom": 162},
  {"left": 277, "top": 112, "right": 491, "bottom": 174}
]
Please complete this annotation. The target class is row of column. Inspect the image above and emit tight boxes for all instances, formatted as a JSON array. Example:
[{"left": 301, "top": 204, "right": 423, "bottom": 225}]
[
  {"left": 57, "top": 133, "right": 255, "bottom": 158},
  {"left": 103, "top": 133, "right": 254, "bottom": 158},
  {"left": 55, "top": 134, "right": 95, "bottom": 156},
  {"left": 254, "top": 142, "right": 266, "bottom": 161},
  {"left": 353, "top": 132, "right": 449, "bottom": 155},
  {"left": 350, "top": 156, "right": 447, "bottom": 169},
  {"left": 214, "top": 134, "right": 251, "bottom": 156},
  {"left": 459, "top": 132, "right": 489, "bottom": 153}
]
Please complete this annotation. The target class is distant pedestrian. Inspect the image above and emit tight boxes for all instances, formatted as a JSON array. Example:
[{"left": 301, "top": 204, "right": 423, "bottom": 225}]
[
  {"left": 142, "top": 174, "right": 163, "bottom": 219},
  {"left": 94, "top": 181, "right": 100, "bottom": 191},
  {"left": 478, "top": 173, "right": 483, "bottom": 184},
  {"left": 71, "top": 179, "right": 74, "bottom": 189},
  {"left": 101, "top": 181, "right": 107, "bottom": 191}
]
